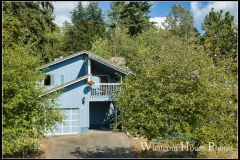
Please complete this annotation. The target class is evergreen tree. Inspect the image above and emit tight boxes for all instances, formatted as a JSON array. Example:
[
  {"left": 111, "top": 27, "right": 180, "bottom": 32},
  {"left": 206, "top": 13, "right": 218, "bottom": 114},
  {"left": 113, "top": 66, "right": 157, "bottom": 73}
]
[
  {"left": 201, "top": 9, "right": 237, "bottom": 118},
  {"left": 201, "top": 8, "right": 237, "bottom": 68},
  {"left": 107, "top": 2, "right": 125, "bottom": 30},
  {"left": 2, "top": 2, "right": 61, "bottom": 64},
  {"left": 3, "top": 2, "right": 65, "bottom": 156},
  {"left": 107, "top": 2, "right": 154, "bottom": 37},
  {"left": 62, "top": 2, "right": 106, "bottom": 55},
  {"left": 162, "top": 4, "right": 196, "bottom": 38}
]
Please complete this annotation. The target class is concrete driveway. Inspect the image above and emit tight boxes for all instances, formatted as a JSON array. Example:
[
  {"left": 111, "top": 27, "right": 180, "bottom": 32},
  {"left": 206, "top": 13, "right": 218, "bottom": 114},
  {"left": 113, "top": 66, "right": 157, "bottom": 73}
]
[{"left": 45, "top": 130, "right": 136, "bottom": 158}]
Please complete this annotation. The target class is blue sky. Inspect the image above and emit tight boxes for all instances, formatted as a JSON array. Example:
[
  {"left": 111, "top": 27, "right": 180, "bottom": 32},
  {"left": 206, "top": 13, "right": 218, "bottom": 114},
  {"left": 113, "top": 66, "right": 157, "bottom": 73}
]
[{"left": 52, "top": 1, "right": 238, "bottom": 35}]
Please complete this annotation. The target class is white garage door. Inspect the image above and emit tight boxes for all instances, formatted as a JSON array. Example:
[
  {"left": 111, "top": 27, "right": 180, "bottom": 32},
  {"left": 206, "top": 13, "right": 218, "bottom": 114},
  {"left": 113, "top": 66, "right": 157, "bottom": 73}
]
[{"left": 47, "top": 108, "right": 79, "bottom": 134}]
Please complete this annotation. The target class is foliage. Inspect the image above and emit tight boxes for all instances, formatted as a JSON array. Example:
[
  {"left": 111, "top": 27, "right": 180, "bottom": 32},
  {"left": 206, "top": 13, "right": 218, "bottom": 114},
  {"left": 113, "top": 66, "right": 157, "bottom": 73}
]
[
  {"left": 201, "top": 8, "right": 237, "bottom": 72},
  {"left": 107, "top": 2, "right": 125, "bottom": 30},
  {"left": 162, "top": 4, "right": 197, "bottom": 38},
  {"left": 3, "top": 46, "right": 66, "bottom": 156},
  {"left": 200, "top": 9, "right": 237, "bottom": 121},
  {"left": 3, "top": 2, "right": 66, "bottom": 156},
  {"left": 2, "top": 2, "right": 237, "bottom": 157},
  {"left": 2, "top": 2, "right": 61, "bottom": 64},
  {"left": 113, "top": 34, "right": 237, "bottom": 149},
  {"left": 107, "top": 2, "right": 155, "bottom": 37},
  {"left": 61, "top": 2, "right": 106, "bottom": 55},
  {"left": 90, "top": 38, "right": 112, "bottom": 59},
  {"left": 91, "top": 27, "right": 136, "bottom": 60}
]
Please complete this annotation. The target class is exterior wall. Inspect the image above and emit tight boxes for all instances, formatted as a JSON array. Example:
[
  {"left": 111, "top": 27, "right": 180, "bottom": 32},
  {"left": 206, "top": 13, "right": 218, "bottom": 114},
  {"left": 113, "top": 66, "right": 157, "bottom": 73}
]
[
  {"left": 42, "top": 53, "right": 126, "bottom": 134},
  {"left": 91, "top": 67, "right": 119, "bottom": 83},
  {"left": 56, "top": 81, "right": 91, "bottom": 130},
  {"left": 43, "top": 54, "right": 88, "bottom": 89},
  {"left": 92, "top": 67, "right": 107, "bottom": 75}
]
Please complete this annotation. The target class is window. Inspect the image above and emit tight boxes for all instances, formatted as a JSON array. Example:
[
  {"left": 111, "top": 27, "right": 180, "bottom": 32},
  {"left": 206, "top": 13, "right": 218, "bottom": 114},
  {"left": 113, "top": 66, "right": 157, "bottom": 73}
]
[
  {"left": 44, "top": 75, "right": 51, "bottom": 86},
  {"left": 92, "top": 75, "right": 109, "bottom": 83},
  {"left": 43, "top": 74, "right": 64, "bottom": 86},
  {"left": 91, "top": 76, "right": 109, "bottom": 95}
]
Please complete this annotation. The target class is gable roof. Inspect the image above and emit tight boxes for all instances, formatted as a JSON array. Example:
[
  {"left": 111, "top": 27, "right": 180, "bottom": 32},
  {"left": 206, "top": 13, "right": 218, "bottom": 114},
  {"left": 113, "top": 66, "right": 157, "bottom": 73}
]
[
  {"left": 39, "top": 51, "right": 134, "bottom": 75},
  {"left": 40, "top": 74, "right": 91, "bottom": 97}
]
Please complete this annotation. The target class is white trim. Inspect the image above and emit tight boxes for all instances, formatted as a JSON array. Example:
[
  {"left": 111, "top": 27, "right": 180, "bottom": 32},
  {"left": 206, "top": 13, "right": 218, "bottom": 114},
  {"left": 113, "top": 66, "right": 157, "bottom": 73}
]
[
  {"left": 45, "top": 132, "right": 78, "bottom": 135},
  {"left": 88, "top": 58, "right": 91, "bottom": 81}
]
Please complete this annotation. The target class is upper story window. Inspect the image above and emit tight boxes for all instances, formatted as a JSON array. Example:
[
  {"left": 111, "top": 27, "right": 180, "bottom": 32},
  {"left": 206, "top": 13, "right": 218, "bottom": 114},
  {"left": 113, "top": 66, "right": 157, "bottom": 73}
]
[
  {"left": 44, "top": 75, "right": 51, "bottom": 86},
  {"left": 92, "top": 76, "right": 109, "bottom": 83},
  {"left": 43, "top": 74, "right": 64, "bottom": 86}
]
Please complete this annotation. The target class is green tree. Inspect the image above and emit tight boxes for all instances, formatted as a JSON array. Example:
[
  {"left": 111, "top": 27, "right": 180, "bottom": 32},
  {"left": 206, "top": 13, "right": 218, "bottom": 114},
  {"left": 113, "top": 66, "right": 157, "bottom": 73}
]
[
  {"left": 86, "top": 2, "right": 106, "bottom": 40},
  {"left": 200, "top": 10, "right": 237, "bottom": 129},
  {"left": 107, "top": 2, "right": 125, "bottom": 30},
  {"left": 3, "top": 2, "right": 66, "bottom": 156},
  {"left": 162, "top": 4, "right": 196, "bottom": 38},
  {"left": 107, "top": 2, "right": 154, "bottom": 37},
  {"left": 90, "top": 38, "right": 112, "bottom": 59},
  {"left": 201, "top": 8, "right": 237, "bottom": 70},
  {"left": 2, "top": 2, "right": 61, "bottom": 64},
  {"left": 90, "top": 27, "right": 134, "bottom": 61},
  {"left": 3, "top": 46, "right": 65, "bottom": 156},
  {"left": 62, "top": 2, "right": 106, "bottom": 55},
  {"left": 113, "top": 35, "right": 237, "bottom": 154},
  {"left": 91, "top": 25, "right": 169, "bottom": 68}
]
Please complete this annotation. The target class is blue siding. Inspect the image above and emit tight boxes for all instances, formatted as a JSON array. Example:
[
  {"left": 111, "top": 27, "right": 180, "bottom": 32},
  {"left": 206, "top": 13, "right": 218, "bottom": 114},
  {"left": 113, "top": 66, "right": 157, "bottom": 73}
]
[
  {"left": 44, "top": 54, "right": 88, "bottom": 90},
  {"left": 56, "top": 82, "right": 89, "bottom": 107},
  {"left": 55, "top": 82, "right": 90, "bottom": 129},
  {"left": 42, "top": 53, "right": 127, "bottom": 134}
]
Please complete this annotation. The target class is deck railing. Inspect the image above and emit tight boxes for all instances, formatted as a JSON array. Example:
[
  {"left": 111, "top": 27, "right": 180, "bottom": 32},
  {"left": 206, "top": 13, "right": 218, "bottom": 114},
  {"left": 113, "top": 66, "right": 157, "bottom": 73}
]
[{"left": 89, "top": 83, "right": 121, "bottom": 100}]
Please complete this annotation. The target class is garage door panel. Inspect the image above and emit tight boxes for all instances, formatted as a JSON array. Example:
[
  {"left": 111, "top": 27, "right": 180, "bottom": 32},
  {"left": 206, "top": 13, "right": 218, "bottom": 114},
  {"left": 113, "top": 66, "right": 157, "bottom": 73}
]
[
  {"left": 72, "top": 121, "right": 78, "bottom": 126},
  {"left": 65, "top": 108, "right": 71, "bottom": 114},
  {"left": 63, "top": 127, "right": 71, "bottom": 133},
  {"left": 65, "top": 114, "right": 71, "bottom": 120},
  {"left": 71, "top": 127, "right": 78, "bottom": 132},
  {"left": 56, "top": 122, "right": 62, "bottom": 127},
  {"left": 64, "top": 121, "right": 71, "bottom": 126},
  {"left": 46, "top": 108, "right": 79, "bottom": 134},
  {"left": 72, "top": 114, "right": 78, "bottom": 120}
]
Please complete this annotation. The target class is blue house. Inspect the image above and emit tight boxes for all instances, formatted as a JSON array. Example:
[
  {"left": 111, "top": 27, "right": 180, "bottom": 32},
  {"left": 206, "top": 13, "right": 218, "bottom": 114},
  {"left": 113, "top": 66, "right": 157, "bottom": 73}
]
[{"left": 39, "top": 51, "right": 133, "bottom": 135}]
